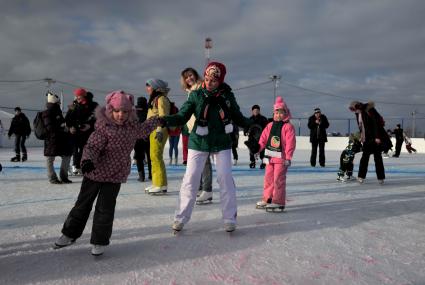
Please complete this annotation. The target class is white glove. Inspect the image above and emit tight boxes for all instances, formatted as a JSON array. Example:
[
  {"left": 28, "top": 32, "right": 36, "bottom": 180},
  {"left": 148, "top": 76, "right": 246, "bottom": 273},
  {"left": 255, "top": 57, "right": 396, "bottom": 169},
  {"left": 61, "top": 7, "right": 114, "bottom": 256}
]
[{"left": 284, "top": 160, "right": 291, "bottom": 167}]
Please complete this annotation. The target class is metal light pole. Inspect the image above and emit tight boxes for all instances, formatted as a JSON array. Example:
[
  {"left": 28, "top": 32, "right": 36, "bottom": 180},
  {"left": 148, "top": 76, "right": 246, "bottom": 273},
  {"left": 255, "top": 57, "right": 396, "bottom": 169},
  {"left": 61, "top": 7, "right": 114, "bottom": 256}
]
[
  {"left": 269, "top": 75, "right": 281, "bottom": 101},
  {"left": 411, "top": 110, "right": 416, "bottom": 138},
  {"left": 204, "top": 37, "right": 212, "bottom": 66}
]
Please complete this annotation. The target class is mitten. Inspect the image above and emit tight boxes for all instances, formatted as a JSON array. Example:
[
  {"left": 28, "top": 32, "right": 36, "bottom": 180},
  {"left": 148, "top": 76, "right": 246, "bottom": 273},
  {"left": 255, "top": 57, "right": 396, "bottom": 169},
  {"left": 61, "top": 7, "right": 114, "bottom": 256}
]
[
  {"left": 81, "top": 160, "right": 95, "bottom": 174},
  {"left": 244, "top": 139, "right": 260, "bottom": 154},
  {"left": 284, "top": 160, "right": 291, "bottom": 167}
]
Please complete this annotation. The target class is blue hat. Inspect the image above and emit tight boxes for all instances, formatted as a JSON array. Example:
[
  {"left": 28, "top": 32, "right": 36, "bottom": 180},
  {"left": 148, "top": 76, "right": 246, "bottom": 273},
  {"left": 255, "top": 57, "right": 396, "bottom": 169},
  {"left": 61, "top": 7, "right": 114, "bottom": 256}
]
[{"left": 146, "top": 79, "right": 169, "bottom": 93}]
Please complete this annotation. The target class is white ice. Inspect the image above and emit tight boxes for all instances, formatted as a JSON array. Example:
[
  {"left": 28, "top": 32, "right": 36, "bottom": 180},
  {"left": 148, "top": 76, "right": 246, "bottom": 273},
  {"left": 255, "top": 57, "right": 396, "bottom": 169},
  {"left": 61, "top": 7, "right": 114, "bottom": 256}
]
[{"left": 0, "top": 143, "right": 424, "bottom": 285}]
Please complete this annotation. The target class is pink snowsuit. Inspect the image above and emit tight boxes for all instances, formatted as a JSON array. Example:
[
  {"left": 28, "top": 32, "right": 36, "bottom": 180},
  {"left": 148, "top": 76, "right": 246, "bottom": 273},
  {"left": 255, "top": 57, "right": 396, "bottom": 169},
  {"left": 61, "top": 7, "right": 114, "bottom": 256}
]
[{"left": 258, "top": 119, "right": 296, "bottom": 206}]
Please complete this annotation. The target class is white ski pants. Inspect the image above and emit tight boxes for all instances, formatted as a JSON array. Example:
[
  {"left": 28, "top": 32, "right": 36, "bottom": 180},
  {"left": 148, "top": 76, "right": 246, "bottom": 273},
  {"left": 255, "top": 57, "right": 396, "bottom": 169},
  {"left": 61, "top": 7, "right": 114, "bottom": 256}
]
[{"left": 174, "top": 149, "right": 237, "bottom": 225}]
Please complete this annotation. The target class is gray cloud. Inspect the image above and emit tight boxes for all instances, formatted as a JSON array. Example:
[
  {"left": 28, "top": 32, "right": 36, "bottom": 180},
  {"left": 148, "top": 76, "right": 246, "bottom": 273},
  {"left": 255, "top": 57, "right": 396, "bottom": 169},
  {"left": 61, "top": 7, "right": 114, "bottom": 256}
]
[{"left": 1, "top": 0, "right": 425, "bottom": 135}]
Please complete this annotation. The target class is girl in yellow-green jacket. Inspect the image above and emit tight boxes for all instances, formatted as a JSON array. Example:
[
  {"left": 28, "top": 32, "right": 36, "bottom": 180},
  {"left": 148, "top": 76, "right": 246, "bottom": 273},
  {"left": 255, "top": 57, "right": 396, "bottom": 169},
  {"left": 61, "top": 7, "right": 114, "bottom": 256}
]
[{"left": 145, "top": 79, "right": 170, "bottom": 194}]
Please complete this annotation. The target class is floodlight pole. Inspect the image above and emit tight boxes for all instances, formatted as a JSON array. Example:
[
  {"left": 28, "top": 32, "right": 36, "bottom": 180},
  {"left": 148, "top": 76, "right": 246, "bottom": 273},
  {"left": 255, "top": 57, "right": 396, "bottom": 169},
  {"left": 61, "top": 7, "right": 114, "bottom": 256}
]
[
  {"left": 269, "top": 75, "right": 281, "bottom": 101},
  {"left": 205, "top": 37, "right": 212, "bottom": 67}
]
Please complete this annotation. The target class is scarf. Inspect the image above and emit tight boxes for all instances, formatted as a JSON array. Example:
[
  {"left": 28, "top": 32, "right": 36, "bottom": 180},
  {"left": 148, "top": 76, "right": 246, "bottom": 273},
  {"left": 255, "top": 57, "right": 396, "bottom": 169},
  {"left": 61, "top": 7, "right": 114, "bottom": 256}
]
[
  {"left": 196, "top": 85, "right": 232, "bottom": 136},
  {"left": 264, "top": 121, "right": 285, "bottom": 158}
]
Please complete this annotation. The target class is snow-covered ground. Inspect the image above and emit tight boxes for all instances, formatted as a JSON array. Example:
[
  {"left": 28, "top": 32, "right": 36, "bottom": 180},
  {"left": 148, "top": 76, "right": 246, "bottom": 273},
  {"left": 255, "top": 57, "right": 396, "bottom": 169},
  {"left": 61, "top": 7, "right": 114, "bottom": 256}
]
[{"left": 0, "top": 146, "right": 424, "bottom": 285}]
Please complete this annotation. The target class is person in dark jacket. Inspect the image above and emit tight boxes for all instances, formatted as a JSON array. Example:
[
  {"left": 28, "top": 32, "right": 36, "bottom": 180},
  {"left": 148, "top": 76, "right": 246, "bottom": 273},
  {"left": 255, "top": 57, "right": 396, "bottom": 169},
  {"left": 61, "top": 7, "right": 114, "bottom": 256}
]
[
  {"left": 65, "top": 88, "right": 98, "bottom": 175},
  {"left": 392, "top": 124, "right": 403, "bottom": 157},
  {"left": 42, "top": 92, "right": 73, "bottom": 184},
  {"left": 349, "top": 101, "right": 389, "bottom": 184},
  {"left": 307, "top": 108, "right": 329, "bottom": 167},
  {"left": 133, "top": 96, "right": 152, "bottom": 182},
  {"left": 244, "top": 105, "right": 268, "bottom": 169},
  {"left": 8, "top": 107, "right": 31, "bottom": 162}
]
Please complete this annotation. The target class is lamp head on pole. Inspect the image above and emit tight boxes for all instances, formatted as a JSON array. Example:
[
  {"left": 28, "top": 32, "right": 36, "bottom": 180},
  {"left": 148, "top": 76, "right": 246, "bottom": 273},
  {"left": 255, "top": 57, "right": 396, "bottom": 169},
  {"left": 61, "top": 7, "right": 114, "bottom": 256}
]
[{"left": 205, "top": 37, "right": 212, "bottom": 49}]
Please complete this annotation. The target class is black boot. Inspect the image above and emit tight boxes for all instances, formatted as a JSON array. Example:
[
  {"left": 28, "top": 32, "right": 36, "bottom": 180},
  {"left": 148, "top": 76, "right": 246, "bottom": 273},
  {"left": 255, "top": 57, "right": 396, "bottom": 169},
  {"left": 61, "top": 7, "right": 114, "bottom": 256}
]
[
  {"left": 11, "top": 155, "right": 20, "bottom": 162},
  {"left": 22, "top": 154, "right": 27, "bottom": 162},
  {"left": 249, "top": 161, "right": 255, "bottom": 168},
  {"left": 138, "top": 171, "right": 145, "bottom": 182}
]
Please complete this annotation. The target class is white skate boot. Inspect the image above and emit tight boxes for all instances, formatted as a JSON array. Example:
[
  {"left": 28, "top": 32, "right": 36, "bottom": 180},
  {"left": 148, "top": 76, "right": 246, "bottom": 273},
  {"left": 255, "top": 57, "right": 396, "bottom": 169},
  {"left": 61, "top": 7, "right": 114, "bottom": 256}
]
[
  {"left": 196, "top": 191, "right": 213, "bottom": 205},
  {"left": 172, "top": 221, "right": 184, "bottom": 234},
  {"left": 224, "top": 223, "right": 236, "bottom": 232},
  {"left": 91, "top": 244, "right": 107, "bottom": 256},
  {"left": 54, "top": 234, "right": 75, "bottom": 249},
  {"left": 148, "top": 185, "right": 167, "bottom": 195},
  {"left": 256, "top": 200, "right": 269, "bottom": 209}
]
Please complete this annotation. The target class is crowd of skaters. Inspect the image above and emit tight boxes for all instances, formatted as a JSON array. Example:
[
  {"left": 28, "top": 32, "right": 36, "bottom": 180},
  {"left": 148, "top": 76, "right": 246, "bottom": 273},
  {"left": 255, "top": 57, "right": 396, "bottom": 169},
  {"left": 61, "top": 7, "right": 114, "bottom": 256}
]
[{"left": 0, "top": 61, "right": 420, "bottom": 256}]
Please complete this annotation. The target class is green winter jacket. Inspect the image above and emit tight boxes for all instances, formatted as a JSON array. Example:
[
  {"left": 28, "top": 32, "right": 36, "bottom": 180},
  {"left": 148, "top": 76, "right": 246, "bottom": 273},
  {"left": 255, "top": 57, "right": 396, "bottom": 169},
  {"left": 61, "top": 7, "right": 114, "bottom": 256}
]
[{"left": 163, "top": 83, "right": 251, "bottom": 152}]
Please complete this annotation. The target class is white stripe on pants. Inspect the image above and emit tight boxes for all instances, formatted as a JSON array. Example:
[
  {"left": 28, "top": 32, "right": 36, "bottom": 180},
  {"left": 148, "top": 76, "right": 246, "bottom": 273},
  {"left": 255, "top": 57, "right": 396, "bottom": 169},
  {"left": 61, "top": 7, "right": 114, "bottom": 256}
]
[{"left": 175, "top": 149, "right": 237, "bottom": 225}]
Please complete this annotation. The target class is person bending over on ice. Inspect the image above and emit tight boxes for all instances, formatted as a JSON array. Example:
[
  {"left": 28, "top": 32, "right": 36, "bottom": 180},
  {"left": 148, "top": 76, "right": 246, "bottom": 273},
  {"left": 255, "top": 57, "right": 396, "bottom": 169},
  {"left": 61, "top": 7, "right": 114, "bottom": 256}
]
[
  {"left": 246, "top": 97, "right": 296, "bottom": 212},
  {"left": 336, "top": 133, "right": 362, "bottom": 182},
  {"left": 162, "top": 62, "right": 252, "bottom": 233},
  {"left": 54, "top": 91, "right": 162, "bottom": 256}
]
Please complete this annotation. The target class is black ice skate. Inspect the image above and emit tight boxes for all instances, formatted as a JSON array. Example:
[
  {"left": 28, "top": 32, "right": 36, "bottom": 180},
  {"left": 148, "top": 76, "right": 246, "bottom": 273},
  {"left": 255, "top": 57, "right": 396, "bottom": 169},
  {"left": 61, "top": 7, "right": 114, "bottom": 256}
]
[
  {"left": 21, "top": 154, "right": 27, "bottom": 162},
  {"left": 11, "top": 155, "right": 20, "bottom": 162},
  {"left": 249, "top": 161, "right": 256, "bottom": 169},
  {"left": 259, "top": 163, "right": 266, "bottom": 169},
  {"left": 265, "top": 203, "right": 285, "bottom": 213}
]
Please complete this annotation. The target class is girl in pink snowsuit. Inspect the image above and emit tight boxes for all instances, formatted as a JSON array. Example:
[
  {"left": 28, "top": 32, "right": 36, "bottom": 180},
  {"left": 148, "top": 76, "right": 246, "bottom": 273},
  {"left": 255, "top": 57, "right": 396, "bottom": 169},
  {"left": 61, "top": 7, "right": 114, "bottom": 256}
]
[{"left": 256, "top": 96, "right": 296, "bottom": 211}]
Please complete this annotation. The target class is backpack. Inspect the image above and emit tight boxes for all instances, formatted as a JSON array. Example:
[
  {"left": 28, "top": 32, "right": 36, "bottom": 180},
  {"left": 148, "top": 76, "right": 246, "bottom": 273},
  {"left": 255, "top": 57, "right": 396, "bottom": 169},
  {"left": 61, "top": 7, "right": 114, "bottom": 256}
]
[{"left": 33, "top": 111, "right": 47, "bottom": 140}]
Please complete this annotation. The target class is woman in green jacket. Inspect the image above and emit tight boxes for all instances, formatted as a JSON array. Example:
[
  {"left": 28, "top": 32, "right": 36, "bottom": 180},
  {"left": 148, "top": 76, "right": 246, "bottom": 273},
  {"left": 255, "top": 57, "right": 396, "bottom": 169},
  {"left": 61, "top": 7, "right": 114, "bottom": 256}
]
[{"left": 163, "top": 62, "right": 251, "bottom": 233}]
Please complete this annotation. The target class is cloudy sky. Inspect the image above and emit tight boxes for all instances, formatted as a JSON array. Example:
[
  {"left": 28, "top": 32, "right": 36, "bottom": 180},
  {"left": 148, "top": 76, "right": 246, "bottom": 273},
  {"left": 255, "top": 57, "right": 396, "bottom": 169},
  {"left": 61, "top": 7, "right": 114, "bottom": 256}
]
[{"left": 1, "top": 0, "right": 425, "bottom": 134}]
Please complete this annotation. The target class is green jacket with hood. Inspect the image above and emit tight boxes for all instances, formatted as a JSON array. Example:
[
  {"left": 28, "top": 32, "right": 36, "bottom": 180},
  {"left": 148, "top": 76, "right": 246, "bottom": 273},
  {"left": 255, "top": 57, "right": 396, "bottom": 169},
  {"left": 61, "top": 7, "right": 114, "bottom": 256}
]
[{"left": 163, "top": 83, "right": 251, "bottom": 152}]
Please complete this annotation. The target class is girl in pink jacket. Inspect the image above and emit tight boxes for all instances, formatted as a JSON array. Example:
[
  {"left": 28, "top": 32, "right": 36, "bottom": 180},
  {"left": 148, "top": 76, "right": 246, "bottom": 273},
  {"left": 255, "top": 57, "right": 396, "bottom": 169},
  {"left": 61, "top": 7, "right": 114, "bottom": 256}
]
[
  {"left": 255, "top": 96, "right": 296, "bottom": 212},
  {"left": 54, "top": 90, "right": 161, "bottom": 256}
]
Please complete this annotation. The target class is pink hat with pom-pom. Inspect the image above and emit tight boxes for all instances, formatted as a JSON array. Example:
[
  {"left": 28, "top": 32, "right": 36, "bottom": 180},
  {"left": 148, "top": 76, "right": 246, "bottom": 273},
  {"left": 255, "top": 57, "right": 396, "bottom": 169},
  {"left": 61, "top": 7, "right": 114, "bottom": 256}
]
[
  {"left": 273, "top": 96, "right": 286, "bottom": 110},
  {"left": 106, "top": 90, "right": 134, "bottom": 112}
]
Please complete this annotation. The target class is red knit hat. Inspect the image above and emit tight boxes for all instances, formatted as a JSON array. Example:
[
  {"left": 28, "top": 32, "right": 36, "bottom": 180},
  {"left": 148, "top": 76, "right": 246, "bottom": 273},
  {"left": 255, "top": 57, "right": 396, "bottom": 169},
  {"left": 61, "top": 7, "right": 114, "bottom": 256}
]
[
  {"left": 74, "top": 88, "right": 87, "bottom": 97},
  {"left": 204, "top": 62, "right": 226, "bottom": 84}
]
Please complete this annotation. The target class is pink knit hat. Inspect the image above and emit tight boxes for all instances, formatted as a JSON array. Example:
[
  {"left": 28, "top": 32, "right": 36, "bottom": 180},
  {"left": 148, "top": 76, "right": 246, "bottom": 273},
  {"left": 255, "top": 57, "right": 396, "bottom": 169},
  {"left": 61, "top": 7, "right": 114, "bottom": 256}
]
[
  {"left": 273, "top": 96, "right": 291, "bottom": 119},
  {"left": 106, "top": 90, "right": 134, "bottom": 112},
  {"left": 204, "top": 62, "right": 226, "bottom": 84}
]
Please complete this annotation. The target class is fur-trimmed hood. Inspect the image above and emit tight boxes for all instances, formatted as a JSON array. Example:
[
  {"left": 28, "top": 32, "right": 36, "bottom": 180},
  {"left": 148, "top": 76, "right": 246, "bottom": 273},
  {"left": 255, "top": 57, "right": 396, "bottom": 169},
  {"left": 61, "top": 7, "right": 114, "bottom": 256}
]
[
  {"left": 95, "top": 106, "right": 138, "bottom": 128},
  {"left": 349, "top": 101, "right": 375, "bottom": 112}
]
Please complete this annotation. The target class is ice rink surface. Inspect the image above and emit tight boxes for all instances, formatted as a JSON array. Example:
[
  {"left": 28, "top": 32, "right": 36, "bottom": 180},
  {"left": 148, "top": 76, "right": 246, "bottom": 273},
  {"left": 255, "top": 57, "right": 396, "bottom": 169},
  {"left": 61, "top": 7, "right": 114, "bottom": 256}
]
[{"left": 1, "top": 147, "right": 424, "bottom": 285}]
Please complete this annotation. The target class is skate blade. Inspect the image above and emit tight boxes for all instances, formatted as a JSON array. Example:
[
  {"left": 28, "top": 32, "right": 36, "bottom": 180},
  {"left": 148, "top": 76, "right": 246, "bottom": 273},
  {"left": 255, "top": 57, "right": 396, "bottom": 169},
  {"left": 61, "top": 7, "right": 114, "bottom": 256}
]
[
  {"left": 53, "top": 241, "right": 75, "bottom": 250},
  {"left": 265, "top": 208, "right": 285, "bottom": 213},
  {"left": 148, "top": 192, "right": 167, "bottom": 196},
  {"left": 196, "top": 200, "right": 212, "bottom": 205},
  {"left": 255, "top": 205, "right": 267, "bottom": 209}
]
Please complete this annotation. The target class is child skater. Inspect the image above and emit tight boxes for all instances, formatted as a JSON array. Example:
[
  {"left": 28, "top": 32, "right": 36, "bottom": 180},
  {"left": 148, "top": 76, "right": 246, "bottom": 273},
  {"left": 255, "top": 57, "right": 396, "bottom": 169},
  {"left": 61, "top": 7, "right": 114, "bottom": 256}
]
[
  {"left": 54, "top": 90, "right": 162, "bottom": 256},
  {"left": 403, "top": 132, "right": 417, "bottom": 153},
  {"left": 337, "top": 133, "right": 362, "bottom": 181},
  {"left": 247, "top": 96, "right": 296, "bottom": 212},
  {"left": 162, "top": 62, "right": 252, "bottom": 233}
]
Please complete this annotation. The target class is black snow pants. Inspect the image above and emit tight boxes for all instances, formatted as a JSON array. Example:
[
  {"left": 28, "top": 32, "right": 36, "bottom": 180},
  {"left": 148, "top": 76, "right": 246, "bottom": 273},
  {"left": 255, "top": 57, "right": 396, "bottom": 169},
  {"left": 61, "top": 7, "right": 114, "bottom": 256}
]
[{"left": 61, "top": 177, "right": 121, "bottom": 245}]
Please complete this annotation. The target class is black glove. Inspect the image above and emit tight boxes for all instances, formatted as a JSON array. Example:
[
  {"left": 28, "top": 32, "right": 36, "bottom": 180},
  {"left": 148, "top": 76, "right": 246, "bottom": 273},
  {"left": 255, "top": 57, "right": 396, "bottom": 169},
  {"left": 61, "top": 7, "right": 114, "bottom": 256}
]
[
  {"left": 244, "top": 139, "right": 260, "bottom": 154},
  {"left": 158, "top": 117, "right": 167, "bottom": 128},
  {"left": 81, "top": 160, "right": 95, "bottom": 174}
]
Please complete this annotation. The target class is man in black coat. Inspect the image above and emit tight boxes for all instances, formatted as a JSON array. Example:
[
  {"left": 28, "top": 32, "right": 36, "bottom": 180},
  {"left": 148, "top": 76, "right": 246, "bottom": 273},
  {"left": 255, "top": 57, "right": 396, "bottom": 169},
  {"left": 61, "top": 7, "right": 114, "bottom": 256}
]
[
  {"left": 307, "top": 108, "right": 329, "bottom": 167},
  {"left": 392, "top": 124, "right": 403, "bottom": 157},
  {"left": 42, "top": 92, "right": 73, "bottom": 184},
  {"left": 8, "top": 107, "right": 31, "bottom": 162},
  {"left": 244, "top": 105, "right": 269, "bottom": 169}
]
